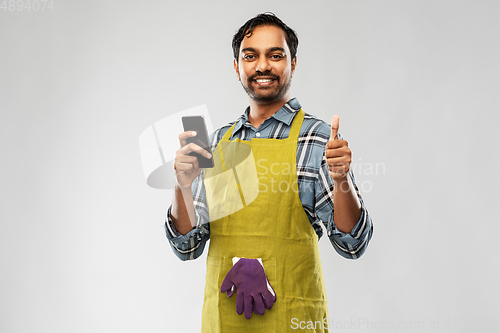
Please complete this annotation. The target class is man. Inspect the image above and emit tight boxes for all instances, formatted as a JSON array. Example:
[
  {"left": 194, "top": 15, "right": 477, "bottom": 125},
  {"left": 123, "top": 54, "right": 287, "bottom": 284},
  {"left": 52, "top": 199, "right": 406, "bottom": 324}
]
[{"left": 166, "top": 13, "right": 373, "bottom": 332}]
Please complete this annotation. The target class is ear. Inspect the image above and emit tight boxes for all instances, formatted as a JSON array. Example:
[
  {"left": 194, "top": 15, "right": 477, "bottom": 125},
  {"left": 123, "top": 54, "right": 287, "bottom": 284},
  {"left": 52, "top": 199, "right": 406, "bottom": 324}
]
[
  {"left": 233, "top": 59, "right": 240, "bottom": 81},
  {"left": 291, "top": 56, "right": 297, "bottom": 76}
]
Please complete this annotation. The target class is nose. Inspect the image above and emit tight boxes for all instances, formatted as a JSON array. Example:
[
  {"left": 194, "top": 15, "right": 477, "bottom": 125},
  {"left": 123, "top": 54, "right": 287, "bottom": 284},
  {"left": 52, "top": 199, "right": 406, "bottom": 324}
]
[{"left": 255, "top": 56, "right": 272, "bottom": 73}]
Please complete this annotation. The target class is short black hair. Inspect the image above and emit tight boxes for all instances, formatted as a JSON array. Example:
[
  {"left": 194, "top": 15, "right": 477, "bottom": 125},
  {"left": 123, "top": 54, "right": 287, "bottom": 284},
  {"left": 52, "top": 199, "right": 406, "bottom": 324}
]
[{"left": 232, "top": 12, "right": 299, "bottom": 62}]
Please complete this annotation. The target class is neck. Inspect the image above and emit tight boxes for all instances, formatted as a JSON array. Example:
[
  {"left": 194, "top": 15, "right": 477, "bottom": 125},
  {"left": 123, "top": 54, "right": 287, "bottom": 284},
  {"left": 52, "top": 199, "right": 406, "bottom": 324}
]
[{"left": 248, "top": 95, "right": 290, "bottom": 128}]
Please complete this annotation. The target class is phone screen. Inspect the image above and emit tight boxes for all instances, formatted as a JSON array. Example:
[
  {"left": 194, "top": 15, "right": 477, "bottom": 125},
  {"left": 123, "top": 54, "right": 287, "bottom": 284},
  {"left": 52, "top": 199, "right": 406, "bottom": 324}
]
[{"left": 181, "top": 115, "right": 214, "bottom": 168}]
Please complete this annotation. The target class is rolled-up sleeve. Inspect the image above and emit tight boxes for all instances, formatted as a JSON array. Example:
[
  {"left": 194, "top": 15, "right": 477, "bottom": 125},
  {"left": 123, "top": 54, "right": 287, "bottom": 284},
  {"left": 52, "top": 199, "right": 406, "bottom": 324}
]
[
  {"left": 316, "top": 153, "right": 373, "bottom": 260},
  {"left": 165, "top": 171, "right": 211, "bottom": 261}
]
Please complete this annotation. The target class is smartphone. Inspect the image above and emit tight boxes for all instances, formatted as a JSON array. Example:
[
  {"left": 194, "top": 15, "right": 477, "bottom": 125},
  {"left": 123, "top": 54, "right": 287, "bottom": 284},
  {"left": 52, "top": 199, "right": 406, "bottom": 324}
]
[{"left": 182, "top": 115, "right": 214, "bottom": 168}]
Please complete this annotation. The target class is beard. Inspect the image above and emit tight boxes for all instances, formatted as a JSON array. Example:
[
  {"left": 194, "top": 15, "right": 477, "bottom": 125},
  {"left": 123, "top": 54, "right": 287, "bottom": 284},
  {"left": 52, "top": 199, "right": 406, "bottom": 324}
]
[{"left": 241, "top": 71, "right": 293, "bottom": 104}]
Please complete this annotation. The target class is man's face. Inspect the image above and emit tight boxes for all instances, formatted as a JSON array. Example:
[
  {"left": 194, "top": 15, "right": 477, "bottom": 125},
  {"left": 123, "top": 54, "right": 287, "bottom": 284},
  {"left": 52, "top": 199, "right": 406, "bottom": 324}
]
[{"left": 234, "top": 25, "right": 296, "bottom": 104}]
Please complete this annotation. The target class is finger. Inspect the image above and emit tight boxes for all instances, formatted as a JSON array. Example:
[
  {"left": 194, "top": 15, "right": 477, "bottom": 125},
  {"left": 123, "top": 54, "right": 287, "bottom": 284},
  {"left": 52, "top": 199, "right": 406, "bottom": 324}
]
[
  {"left": 226, "top": 285, "right": 235, "bottom": 298},
  {"left": 236, "top": 291, "right": 244, "bottom": 315},
  {"left": 177, "top": 142, "right": 212, "bottom": 159},
  {"left": 244, "top": 294, "right": 253, "bottom": 319},
  {"left": 192, "top": 137, "right": 208, "bottom": 150},
  {"left": 253, "top": 294, "right": 265, "bottom": 315},
  {"left": 262, "top": 290, "right": 275, "bottom": 310},
  {"left": 326, "top": 155, "right": 350, "bottom": 166},
  {"left": 326, "top": 139, "right": 347, "bottom": 150},
  {"left": 178, "top": 131, "right": 197, "bottom": 147},
  {"left": 220, "top": 275, "right": 234, "bottom": 293},
  {"left": 174, "top": 159, "right": 200, "bottom": 174},
  {"left": 330, "top": 115, "right": 339, "bottom": 140},
  {"left": 175, "top": 155, "right": 199, "bottom": 165},
  {"left": 327, "top": 162, "right": 349, "bottom": 172},
  {"left": 266, "top": 279, "right": 276, "bottom": 303},
  {"left": 329, "top": 166, "right": 349, "bottom": 175},
  {"left": 325, "top": 147, "right": 348, "bottom": 159}
]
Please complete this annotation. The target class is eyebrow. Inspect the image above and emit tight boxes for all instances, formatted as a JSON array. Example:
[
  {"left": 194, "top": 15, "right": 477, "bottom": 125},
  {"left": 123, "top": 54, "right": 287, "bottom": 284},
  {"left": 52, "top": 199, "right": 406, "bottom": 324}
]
[{"left": 241, "top": 47, "right": 286, "bottom": 54}]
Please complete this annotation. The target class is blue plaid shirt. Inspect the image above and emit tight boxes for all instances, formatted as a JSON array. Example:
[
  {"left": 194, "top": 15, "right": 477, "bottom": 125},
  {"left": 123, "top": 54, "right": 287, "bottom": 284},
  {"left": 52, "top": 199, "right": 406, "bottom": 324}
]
[{"left": 165, "top": 98, "right": 373, "bottom": 261}]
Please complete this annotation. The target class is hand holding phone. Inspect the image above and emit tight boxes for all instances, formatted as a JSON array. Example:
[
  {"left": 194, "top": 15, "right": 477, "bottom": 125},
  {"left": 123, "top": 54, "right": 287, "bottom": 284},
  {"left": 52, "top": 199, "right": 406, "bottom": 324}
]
[
  {"left": 182, "top": 116, "right": 214, "bottom": 169},
  {"left": 174, "top": 116, "right": 214, "bottom": 188}
]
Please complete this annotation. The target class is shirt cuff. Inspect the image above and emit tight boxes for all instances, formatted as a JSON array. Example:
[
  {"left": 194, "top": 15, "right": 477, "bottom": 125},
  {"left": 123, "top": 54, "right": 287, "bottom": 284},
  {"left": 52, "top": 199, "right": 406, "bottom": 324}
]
[
  {"left": 164, "top": 205, "right": 209, "bottom": 261},
  {"left": 165, "top": 205, "right": 182, "bottom": 239},
  {"left": 164, "top": 222, "right": 203, "bottom": 244},
  {"left": 165, "top": 205, "right": 205, "bottom": 242},
  {"left": 327, "top": 202, "right": 373, "bottom": 259},
  {"left": 328, "top": 202, "right": 368, "bottom": 237}
]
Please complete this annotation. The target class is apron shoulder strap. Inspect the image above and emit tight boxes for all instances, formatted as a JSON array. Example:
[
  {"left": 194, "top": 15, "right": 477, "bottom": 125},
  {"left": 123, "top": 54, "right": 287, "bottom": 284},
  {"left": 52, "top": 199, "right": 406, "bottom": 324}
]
[
  {"left": 220, "top": 122, "right": 238, "bottom": 142},
  {"left": 288, "top": 108, "right": 305, "bottom": 140}
]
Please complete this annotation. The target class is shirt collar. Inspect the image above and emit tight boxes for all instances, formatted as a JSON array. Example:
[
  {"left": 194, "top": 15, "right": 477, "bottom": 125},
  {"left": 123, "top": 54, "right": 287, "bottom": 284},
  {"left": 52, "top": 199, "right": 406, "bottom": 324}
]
[{"left": 232, "top": 97, "right": 302, "bottom": 134}]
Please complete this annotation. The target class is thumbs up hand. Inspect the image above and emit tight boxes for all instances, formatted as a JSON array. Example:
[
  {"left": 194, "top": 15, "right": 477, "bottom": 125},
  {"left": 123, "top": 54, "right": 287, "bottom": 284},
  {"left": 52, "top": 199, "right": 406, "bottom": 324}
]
[{"left": 326, "top": 115, "right": 351, "bottom": 181}]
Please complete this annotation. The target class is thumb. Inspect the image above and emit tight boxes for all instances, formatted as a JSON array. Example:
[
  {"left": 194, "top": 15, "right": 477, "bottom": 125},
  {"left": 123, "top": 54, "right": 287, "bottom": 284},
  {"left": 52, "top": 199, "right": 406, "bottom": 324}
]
[
  {"left": 330, "top": 115, "right": 339, "bottom": 140},
  {"left": 220, "top": 270, "right": 234, "bottom": 293}
]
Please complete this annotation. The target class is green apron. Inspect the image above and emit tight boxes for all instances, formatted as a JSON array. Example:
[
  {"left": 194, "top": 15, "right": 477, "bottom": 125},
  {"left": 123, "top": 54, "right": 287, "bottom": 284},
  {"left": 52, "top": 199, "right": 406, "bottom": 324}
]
[{"left": 202, "top": 109, "right": 329, "bottom": 332}]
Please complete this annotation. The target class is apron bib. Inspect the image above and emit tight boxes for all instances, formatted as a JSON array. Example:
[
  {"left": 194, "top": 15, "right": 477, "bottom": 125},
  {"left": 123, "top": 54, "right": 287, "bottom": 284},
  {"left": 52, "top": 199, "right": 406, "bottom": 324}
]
[{"left": 202, "top": 109, "right": 328, "bottom": 332}]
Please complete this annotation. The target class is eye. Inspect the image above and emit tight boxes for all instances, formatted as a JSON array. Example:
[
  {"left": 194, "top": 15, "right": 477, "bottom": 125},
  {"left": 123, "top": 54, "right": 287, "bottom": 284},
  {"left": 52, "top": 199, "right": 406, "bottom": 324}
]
[
  {"left": 243, "top": 54, "right": 256, "bottom": 61},
  {"left": 270, "top": 54, "right": 284, "bottom": 60}
]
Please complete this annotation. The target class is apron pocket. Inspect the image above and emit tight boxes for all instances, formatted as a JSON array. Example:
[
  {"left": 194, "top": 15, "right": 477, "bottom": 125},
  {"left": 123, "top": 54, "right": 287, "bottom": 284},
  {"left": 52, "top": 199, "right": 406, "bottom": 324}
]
[{"left": 202, "top": 256, "right": 278, "bottom": 333}]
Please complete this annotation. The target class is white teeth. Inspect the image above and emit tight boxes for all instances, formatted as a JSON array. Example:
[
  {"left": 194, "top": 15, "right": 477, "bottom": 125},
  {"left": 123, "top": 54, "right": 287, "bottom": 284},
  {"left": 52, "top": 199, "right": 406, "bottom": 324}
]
[{"left": 255, "top": 79, "right": 273, "bottom": 83}]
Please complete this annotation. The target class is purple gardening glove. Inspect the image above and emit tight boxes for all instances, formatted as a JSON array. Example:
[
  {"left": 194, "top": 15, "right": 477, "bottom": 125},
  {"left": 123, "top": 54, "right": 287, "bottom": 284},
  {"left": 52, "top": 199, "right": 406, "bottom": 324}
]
[{"left": 220, "top": 257, "right": 276, "bottom": 319}]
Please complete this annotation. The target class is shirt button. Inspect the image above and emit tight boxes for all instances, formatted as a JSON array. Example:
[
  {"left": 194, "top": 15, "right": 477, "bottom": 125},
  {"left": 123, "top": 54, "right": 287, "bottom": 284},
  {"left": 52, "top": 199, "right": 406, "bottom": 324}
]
[{"left": 256, "top": 132, "right": 261, "bottom": 137}]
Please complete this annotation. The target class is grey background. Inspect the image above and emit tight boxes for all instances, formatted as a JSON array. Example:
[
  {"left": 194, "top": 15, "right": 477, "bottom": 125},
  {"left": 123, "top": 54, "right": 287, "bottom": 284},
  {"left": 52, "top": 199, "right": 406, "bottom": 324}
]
[{"left": 1, "top": 1, "right": 499, "bottom": 332}]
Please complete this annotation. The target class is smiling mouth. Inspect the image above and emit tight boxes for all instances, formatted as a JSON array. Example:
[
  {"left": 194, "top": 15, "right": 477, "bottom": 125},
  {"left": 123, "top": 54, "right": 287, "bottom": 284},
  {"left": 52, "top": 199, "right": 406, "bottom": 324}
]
[
  {"left": 252, "top": 77, "right": 277, "bottom": 87},
  {"left": 255, "top": 78, "right": 274, "bottom": 83}
]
